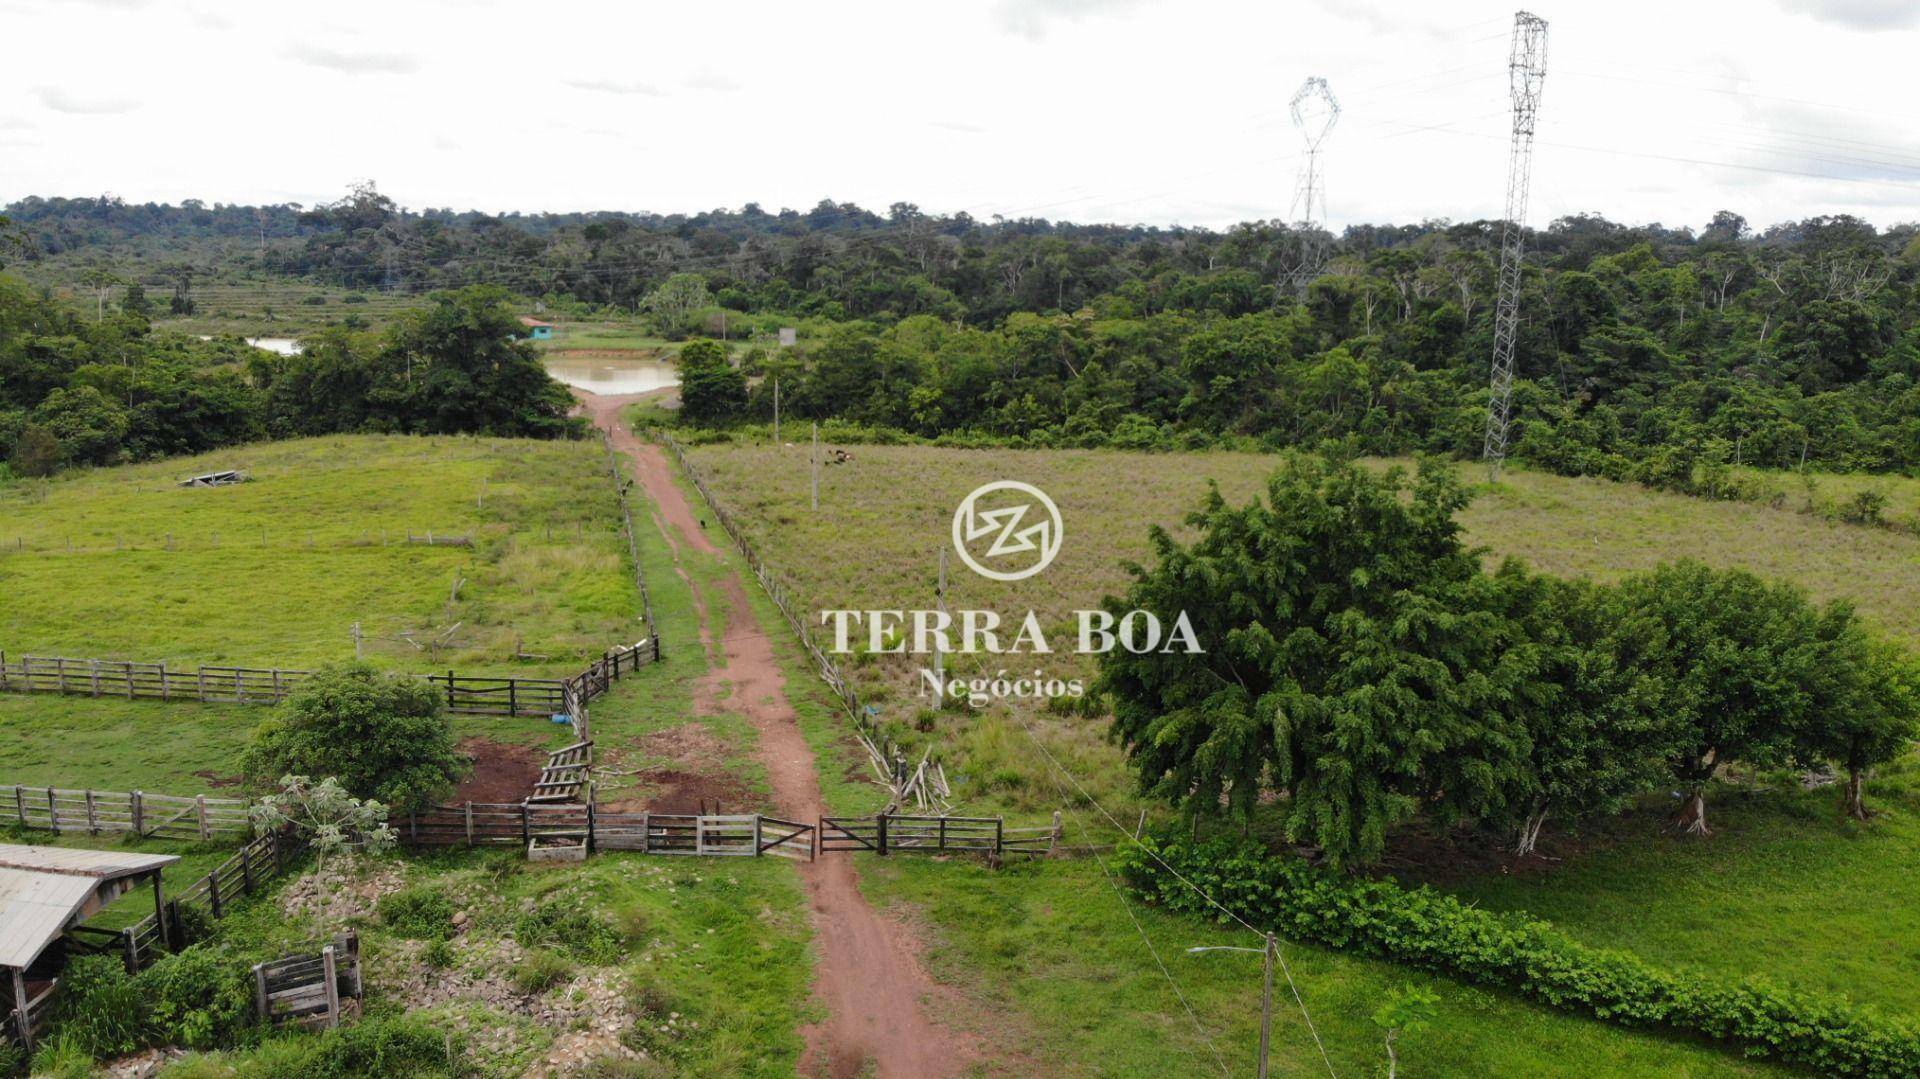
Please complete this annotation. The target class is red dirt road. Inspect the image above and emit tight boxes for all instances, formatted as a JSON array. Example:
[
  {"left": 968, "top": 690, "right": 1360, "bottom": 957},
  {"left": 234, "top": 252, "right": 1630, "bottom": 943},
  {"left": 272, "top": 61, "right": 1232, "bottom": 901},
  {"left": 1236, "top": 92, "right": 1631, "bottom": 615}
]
[{"left": 577, "top": 391, "right": 975, "bottom": 1079}]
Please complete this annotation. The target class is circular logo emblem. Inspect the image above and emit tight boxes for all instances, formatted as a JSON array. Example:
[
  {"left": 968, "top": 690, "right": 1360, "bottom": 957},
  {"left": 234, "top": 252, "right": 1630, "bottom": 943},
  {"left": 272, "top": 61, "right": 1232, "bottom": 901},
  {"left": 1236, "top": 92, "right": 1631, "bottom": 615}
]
[{"left": 951, "top": 481, "right": 1064, "bottom": 582}]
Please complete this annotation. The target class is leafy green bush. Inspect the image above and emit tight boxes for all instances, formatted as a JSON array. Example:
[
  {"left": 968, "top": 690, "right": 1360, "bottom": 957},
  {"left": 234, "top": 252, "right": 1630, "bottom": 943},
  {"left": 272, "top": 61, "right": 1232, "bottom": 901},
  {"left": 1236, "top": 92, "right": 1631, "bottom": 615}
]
[
  {"left": 37, "top": 954, "right": 150, "bottom": 1059},
  {"left": 422, "top": 937, "right": 456, "bottom": 970},
  {"left": 513, "top": 903, "right": 622, "bottom": 964},
  {"left": 243, "top": 662, "right": 467, "bottom": 813},
  {"left": 136, "top": 942, "right": 259, "bottom": 1049},
  {"left": 378, "top": 887, "right": 455, "bottom": 940},
  {"left": 509, "top": 949, "right": 576, "bottom": 995},
  {"left": 1117, "top": 834, "right": 1920, "bottom": 1078}
]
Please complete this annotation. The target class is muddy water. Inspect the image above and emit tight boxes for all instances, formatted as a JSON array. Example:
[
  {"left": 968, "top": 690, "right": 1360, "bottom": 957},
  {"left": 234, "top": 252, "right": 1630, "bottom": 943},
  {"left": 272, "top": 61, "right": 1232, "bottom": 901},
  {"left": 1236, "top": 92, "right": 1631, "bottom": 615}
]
[{"left": 544, "top": 355, "right": 680, "bottom": 395}]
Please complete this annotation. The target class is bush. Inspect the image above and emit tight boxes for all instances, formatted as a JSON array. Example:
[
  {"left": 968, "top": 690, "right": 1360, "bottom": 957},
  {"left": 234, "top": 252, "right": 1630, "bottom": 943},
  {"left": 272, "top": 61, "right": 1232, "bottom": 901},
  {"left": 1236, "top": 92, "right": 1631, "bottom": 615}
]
[
  {"left": 1117, "top": 834, "right": 1920, "bottom": 1078},
  {"left": 378, "top": 887, "right": 455, "bottom": 940},
  {"left": 136, "top": 942, "right": 259, "bottom": 1050},
  {"left": 242, "top": 662, "right": 466, "bottom": 812},
  {"left": 38, "top": 954, "right": 149, "bottom": 1059},
  {"left": 513, "top": 903, "right": 622, "bottom": 964},
  {"left": 509, "top": 949, "right": 576, "bottom": 995}
]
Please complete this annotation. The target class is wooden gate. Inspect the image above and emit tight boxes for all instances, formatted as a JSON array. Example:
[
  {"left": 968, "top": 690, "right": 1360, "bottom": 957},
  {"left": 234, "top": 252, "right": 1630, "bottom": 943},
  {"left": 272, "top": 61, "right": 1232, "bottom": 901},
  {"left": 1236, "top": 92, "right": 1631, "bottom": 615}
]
[
  {"left": 818, "top": 814, "right": 1004, "bottom": 857},
  {"left": 756, "top": 817, "right": 816, "bottom": 861}
]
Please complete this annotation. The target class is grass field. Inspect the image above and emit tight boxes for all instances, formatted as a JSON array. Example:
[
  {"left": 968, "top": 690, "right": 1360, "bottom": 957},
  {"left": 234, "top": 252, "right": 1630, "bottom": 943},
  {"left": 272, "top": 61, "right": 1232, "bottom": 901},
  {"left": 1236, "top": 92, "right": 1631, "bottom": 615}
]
[
  {"left": 672, "top": 432, "right": 1920, "bottom": 1060},
  {"left": 0, "top": 434, "right": 639, "bottom": 676}
]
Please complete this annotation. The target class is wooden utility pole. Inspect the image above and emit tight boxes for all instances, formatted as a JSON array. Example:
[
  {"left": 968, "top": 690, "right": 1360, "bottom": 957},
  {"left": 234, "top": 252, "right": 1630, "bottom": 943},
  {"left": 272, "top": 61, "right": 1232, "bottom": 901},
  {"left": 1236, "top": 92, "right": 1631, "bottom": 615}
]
[
  {"left": 1258, "top": 934, "right": 1275, "bottom": 1079},
  {"left": 810, "top": 422, "right": 819, "bottom": 511},
  {"left": 933, "top": 546, "right": 948, "bottom": 684},
  {"left": 773, "top": 377, "right": 781, "bottom": 445}
]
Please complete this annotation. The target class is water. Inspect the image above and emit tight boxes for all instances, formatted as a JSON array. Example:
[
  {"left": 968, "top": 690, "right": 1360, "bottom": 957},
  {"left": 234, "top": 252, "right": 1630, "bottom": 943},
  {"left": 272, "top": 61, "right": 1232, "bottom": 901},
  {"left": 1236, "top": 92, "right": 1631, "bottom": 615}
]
[
  {"left": 195, "top": 335, "right": 304, "bottom": 356},
  {"left": 543, "top": 356, "right": 681, "bottom": 395},
  {"left": 246, "top": 337, "right": 302, "bottom": 356}
]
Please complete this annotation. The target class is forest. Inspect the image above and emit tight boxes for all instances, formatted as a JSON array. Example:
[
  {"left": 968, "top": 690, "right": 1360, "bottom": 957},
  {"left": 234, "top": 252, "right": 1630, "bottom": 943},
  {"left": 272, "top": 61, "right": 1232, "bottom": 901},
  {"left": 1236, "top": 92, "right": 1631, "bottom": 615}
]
[{"left": 4, "top": 188, "right": 1916, "bottom": 483}]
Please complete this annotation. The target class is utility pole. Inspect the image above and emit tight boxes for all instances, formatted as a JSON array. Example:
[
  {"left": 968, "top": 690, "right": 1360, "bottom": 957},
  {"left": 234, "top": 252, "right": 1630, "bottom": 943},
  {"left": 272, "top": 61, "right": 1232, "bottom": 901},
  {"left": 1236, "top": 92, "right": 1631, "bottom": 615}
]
[
  {"left": 1483, "top": 10, "right": 1550, "bottom": 483},
  {"left": 773, "top": 376, "right": 781, "bottom": 445},
  {"left": 1187, "top": 936, "right": 1278, "bottom": 1079},
  {"left": 810, "top": 422, "right": 819, "bottom": 511},
  {"left": 933, "top": 546, "right": 948, "bottom": 684}
]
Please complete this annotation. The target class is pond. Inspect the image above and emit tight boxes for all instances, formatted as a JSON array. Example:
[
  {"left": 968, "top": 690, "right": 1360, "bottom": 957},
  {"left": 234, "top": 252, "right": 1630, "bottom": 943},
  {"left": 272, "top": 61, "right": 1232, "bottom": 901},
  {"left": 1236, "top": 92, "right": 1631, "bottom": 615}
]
[{"left": 543, "top": 355, "right": 681, "bottom": 396}]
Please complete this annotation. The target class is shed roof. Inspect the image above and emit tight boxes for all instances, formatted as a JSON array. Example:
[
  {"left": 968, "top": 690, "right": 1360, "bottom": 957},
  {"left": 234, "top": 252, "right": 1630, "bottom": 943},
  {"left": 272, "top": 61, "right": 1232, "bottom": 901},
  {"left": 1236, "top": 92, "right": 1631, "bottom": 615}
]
[
  {"left": 0, "top": 844, "right": 178, "bottom": 969},
  {"left": 518, "top": 316, "right": 553, "bottom": 328}
]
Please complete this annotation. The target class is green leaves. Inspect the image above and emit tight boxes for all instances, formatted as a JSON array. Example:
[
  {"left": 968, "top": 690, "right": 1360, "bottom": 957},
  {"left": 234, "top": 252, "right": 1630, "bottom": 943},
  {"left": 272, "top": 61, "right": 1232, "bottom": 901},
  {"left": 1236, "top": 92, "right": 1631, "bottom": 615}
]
[{"left": 1120, "top": 835, "right": 1920, "bottom": 1078}]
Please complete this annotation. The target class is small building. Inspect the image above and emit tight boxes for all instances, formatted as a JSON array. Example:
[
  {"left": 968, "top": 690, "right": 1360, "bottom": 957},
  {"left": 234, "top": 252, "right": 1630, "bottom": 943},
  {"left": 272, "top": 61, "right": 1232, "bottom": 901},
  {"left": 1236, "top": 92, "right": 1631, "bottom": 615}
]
[
  {"left": 2, "top": 844, "right": 178, "bottom": 1052},
  {"left": 517, "top": 316, "right": 555, "bottom": 341}
]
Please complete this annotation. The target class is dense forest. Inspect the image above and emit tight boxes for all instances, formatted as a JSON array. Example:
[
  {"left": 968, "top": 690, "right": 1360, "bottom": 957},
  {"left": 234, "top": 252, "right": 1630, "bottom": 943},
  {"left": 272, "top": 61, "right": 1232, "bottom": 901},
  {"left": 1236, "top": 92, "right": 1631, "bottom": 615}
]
[{"left": 3, "top": 188, "right": 1917, "bottom": 479}]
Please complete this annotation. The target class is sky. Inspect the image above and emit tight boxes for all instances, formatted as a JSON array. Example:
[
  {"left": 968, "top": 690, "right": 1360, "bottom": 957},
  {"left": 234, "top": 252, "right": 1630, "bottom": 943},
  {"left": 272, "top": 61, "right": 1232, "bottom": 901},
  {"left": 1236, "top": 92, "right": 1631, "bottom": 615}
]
[{"left": 2, "top": 0, "right": 1919, "bottom": 234}]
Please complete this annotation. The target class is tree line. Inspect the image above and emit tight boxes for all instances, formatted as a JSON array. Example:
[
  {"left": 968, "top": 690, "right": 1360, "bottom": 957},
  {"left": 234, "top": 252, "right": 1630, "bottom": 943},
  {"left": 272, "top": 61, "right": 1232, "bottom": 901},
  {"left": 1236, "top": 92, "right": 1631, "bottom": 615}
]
[
  {"left": 0, "top": 280, "right": 576, "bottom": 475},
  {"left": 1097, "top": 457, "right": 1920, "bottom": 869}
]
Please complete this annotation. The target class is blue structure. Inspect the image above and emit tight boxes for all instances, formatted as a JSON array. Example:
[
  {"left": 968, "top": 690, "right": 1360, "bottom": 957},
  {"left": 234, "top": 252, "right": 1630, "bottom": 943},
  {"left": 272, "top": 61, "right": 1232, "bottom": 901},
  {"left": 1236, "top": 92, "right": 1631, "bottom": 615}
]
[{"left": 518, "top": 316, "right": 554, "bottom": 340}]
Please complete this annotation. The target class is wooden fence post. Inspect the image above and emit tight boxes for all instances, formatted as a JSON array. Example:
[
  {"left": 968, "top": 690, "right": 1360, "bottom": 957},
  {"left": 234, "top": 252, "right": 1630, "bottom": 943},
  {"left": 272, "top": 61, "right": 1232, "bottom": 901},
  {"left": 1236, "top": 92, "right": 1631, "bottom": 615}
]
[
  {"left": 159, "top": 662, "right": 169, "bottom": 700},
  {"left": 586, "top": 802, "right": 597, "bottom": 855},
  {"left": 876, "top": 813, "right": 889, "bottom": 857},
  {"left": 131, "top": 791, "right": 143, "bottom": 836},
  {"left": 196, "top": 795, "right": 210, "bottom": 841},
  {"left": 321, "top": 946, "right": 340, "bottom": 1029},
  {"left": 252, "top": 963, "right": 268, "bottom": 1021},
  {"left": 46, "top": 787, "right": 57, "bottom": 832},
  {"left": 122, "top": 928, "right": 138, "bottom": 975},
  {"left": 89, "top": 658, "right": 101, "bottom": 696},
  {"left": 85, "top": 788, "right": 98, "bottom": 835},
  {"left": 240, "top": 842, "right": 254, "bottom": 894},
  {"left": 753, "top": 814, "right": 762, "bottom": 857},
  {"left": 208, "top": 869, "right": 222, "bottom": 918}
]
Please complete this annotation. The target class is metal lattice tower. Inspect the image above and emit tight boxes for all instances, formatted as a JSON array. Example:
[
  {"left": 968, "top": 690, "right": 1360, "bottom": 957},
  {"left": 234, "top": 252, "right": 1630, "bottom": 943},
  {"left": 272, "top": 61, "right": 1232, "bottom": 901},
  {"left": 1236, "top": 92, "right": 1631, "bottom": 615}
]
[
  {"left": 1282, "top": 77, "right": 1340, "bottom": 294},
  {"left": 1483, "top": 11, "right": 1548, "bottom": 482}
]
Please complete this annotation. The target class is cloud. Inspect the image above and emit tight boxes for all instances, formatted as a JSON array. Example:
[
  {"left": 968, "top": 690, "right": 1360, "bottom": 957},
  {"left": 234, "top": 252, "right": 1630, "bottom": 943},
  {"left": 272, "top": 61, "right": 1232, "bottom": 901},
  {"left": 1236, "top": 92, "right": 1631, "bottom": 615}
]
[
  {"left": 285, "top": 43, "right": 421, "bottom": 74},
  {"left": 682, "top": 70, "right": 740, "bottom": 92},
  {"left": 993, "top": 0, "right": 1145, "bottom": 40},
  {"left": 189, "top": 7, "right": 233, "bottom": 28},
  {"left": 930, "top": 120, "right": 987, "bottom": 134},
  {"left": 564, "top": 77, "right": 664, "bottom": 97},
  {"left": 1775, "top": 0, "right": 1920, "bottom": 29},
  {"left": 0, "top": 117, "right": 33, "bottom": 130},
  {"left": 34, "top": 87, "right": 138, "bottom": 115}
]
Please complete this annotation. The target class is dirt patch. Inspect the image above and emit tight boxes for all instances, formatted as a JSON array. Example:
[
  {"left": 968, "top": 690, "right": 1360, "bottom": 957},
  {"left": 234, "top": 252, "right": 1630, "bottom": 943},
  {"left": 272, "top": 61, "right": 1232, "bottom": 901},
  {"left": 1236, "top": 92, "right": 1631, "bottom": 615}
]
[
  {"left": 601, "top": 724, "right": 755, "bottom": 813},
  {"left": 452, "top": 736, "right": 545, "bottom": 803},
  {"left": 191, "top": 769, "right": 241, "bottom": 789}
]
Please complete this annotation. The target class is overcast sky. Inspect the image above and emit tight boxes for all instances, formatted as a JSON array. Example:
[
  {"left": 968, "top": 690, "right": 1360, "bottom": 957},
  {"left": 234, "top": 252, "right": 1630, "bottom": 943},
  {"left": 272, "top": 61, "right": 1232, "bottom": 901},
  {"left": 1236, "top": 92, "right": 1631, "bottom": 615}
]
[{"left": 3, "top": 0, "right": 1918, "bottom": 233}]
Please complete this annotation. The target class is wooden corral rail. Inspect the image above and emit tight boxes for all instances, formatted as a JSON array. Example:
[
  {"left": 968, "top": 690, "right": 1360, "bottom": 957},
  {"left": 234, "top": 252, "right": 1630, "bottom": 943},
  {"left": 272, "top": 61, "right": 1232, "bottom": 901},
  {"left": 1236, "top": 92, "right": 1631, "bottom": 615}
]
[
  {"left": 398, "top": 803, "right": 819, "bottom": 861},
  {"left": 530, "top": 741, "right": 592, "bottom": 804},
  {"left": 0, "top": 650, "right": 586, "bottom": 720},
  {"left": 4, "top": 977, "right": 57, "bottom": 1052},
  {"left": 254, "top": 933, "right": 361, "bottom": 1029},
  {"left": 0, "top": 784, "right": 251, "bottom": 842},
  {"left": 820, "top": 814, "right": 1059, "bottom": 860},
  {"left": 653, "top": 430, "right": 946, "bottom": 813}
]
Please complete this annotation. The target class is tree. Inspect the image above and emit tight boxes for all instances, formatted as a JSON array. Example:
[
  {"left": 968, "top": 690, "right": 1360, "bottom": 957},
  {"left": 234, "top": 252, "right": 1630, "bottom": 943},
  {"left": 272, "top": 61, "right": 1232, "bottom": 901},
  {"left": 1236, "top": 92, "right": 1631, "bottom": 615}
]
[
  {"left": 1793, "top": 605, "right": 1920, "bottom": 820},
  {"left": 1613, "top": 562, "right": 1822, "bottom": 835},
  {"left": 1098, "top": 456, "right": 1534, "bottom": 868},
  {"left": 7, "top": 423, "right": 59, "bottom": 476},
  {"left": 376, "top": 286, "right": 578, "bottom": 438},
  {"left": 641, "top": 273, "right": 713, "bottom": 338},
  {"left": 1373, "top": 985, "right": 1438, "bottom": 1079},
  {"left": 1486, "top": 565, "right": 1675, "bottom": 855},
  {"left": 243, "top": 663, "right": 467, "bottom": 813},
  {"left": 676, "top": 339, "right": 745, "bottom": 424},
  {"left": 32, "top": 384, "right": 130, "bottom": 466}
]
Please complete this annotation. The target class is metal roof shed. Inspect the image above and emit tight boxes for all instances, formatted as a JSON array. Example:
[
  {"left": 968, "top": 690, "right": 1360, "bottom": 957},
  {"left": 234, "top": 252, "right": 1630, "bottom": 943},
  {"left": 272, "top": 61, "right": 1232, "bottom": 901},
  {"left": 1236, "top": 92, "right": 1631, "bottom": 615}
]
[{"left": 0, "top": 843, "right": 177, "bottom": 1051}]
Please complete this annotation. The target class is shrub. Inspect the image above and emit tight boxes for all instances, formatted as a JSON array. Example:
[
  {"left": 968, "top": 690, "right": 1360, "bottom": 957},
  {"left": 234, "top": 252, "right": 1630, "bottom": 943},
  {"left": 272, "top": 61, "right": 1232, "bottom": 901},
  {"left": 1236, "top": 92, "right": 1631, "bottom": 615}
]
[
  {"left": 242, "top": 662, "right": 467, "bottom": 812},
  {"left": 1840, "top": 489, "right": 1889, "bottom": 525},
  {"left": 37, "top": 954, "right": 150, "bottom": 1059},
  {"left": 509, "top": 949, "right": 576, "bottom": 995},
  {"left": 514, "top": 903, "right": 622, "bottom": 964},
  {"left": 136, "top": 942, "right": 259, "bottom": 1049},
  {"left": 1117, "top": 834, "right": 1920, "bottom": 1078},
  {"left": 423, "top": 938, "right": 456, "bottom": 969},
  {"left": 378, "top": 887, "right": 455, "bottom": 940}
]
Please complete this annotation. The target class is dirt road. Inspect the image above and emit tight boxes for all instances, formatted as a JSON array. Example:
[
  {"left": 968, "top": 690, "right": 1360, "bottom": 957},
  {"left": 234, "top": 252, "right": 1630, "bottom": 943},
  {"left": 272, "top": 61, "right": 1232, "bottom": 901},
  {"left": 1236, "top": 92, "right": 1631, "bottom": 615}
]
[{"left": 576, "top": 391, "right": 975, "bottom": 1079}]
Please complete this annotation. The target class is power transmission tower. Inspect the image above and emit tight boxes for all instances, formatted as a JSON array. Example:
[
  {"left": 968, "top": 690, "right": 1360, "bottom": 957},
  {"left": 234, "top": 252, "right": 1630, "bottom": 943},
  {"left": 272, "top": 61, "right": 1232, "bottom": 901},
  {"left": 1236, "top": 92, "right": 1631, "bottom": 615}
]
[
  {"left": 1483, "top": 11, "right": 1549, "bottom": 482},
  {"left": 1281, "top": 77, "right": 1340, "bottom": 295}
]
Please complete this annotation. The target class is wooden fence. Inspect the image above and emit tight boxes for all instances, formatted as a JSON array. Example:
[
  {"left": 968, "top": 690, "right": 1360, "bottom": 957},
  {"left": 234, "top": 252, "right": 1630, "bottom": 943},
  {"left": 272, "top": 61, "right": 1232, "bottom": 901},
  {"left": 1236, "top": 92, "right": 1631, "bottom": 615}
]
[
  {"left": 1, "top": 784, "right": 252, "bottom": 842},
  {"left": 397, "top": 803, "right": 820, "bottom": 861},
  {"left": 254, "top": 933, "right": 361, "bottom": 1029},
  {"left": 0, "top": 651, "right": 575, "bottom": 718},
  {"left": 599, "top": 428, "right": 660, "bottom": 647},
  {"left": 0, "top": 528, "right": 475, "bottom": 557}
]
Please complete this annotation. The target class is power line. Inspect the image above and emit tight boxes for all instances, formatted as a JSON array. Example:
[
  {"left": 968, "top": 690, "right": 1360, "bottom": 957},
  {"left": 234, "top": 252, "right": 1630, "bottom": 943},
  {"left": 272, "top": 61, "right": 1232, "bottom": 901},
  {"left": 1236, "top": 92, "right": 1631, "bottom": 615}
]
[{"left": 1014, "top": 712, "right": 1338, "bottom": 1078}]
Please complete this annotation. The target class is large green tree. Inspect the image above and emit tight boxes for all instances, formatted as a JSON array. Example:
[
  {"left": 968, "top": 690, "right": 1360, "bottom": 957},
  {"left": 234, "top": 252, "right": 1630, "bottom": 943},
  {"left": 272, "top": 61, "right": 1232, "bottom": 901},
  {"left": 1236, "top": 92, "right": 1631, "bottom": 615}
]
[{"left": 1098, "top": 456, "right": 1535, "bottom": 868}]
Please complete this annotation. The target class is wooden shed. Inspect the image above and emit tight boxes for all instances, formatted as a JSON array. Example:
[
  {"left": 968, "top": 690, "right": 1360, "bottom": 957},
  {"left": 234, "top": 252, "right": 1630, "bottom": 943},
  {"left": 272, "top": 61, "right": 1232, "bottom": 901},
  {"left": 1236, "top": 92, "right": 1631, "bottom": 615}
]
[{"left": 1, "top": 844, "right": 178, "bottom": 1052}]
